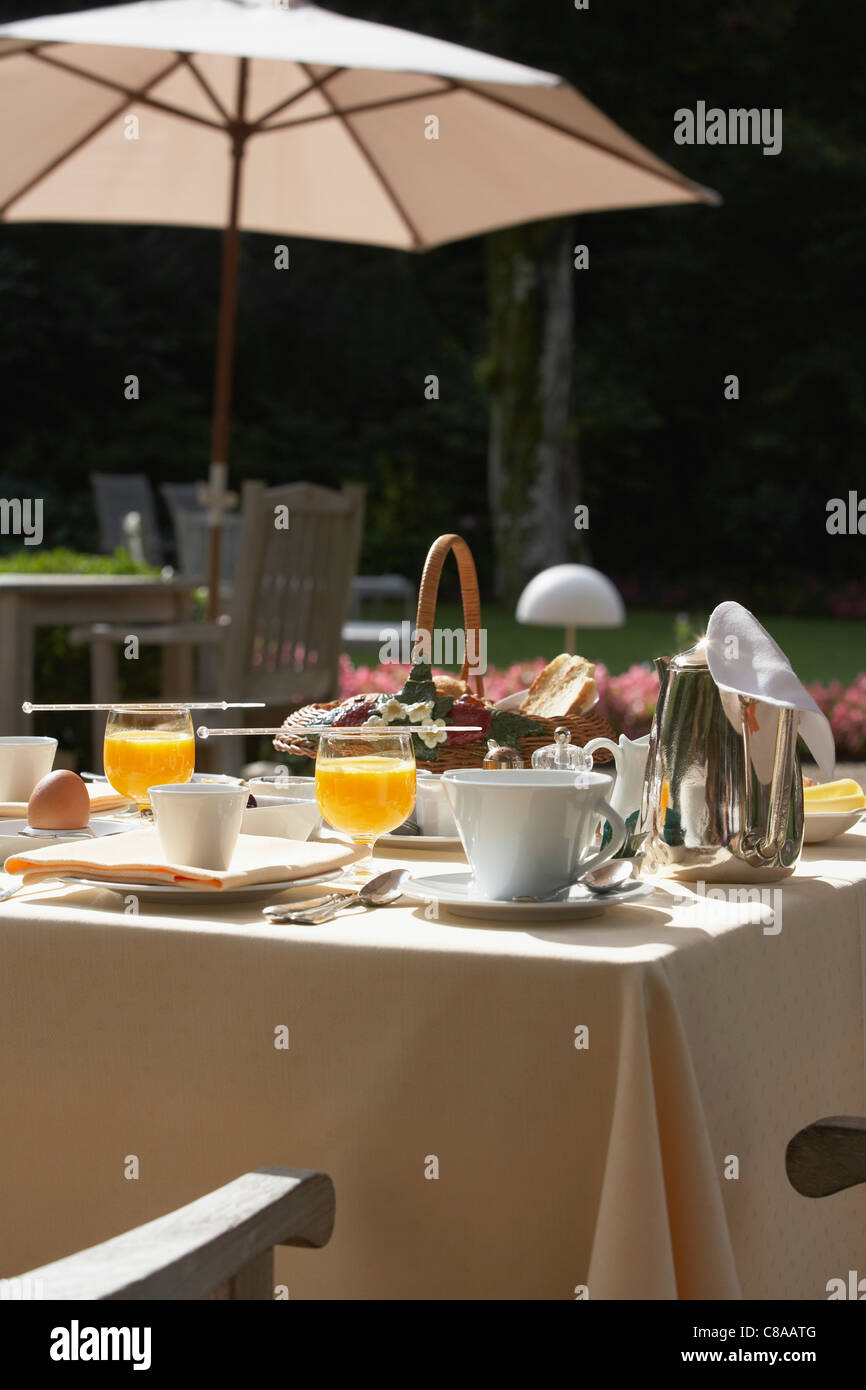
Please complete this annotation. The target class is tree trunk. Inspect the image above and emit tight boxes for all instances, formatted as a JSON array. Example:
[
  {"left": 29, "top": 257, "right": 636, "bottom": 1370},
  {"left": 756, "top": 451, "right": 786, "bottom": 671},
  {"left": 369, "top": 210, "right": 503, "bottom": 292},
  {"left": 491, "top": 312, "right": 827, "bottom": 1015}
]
[{"left": 483, "top": 218, "right": 586, "bottom": 605}]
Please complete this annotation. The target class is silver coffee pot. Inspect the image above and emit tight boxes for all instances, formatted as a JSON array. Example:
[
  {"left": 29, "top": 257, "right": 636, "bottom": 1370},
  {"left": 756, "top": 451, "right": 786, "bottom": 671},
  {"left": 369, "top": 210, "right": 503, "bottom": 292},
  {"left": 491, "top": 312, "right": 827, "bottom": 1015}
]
[{"left": 640, "top": 640, "right": 803, "bottom": 882}]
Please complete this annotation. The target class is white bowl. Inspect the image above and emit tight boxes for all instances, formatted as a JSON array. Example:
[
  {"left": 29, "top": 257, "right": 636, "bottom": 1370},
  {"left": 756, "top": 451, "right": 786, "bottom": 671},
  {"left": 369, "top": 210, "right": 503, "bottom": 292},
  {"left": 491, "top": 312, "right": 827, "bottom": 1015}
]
[
  {"left": 242, "top": 801, "right": 321, "bottom": 841},
  {"left": 492, "top": 689, "right": 529, "bottom": 712},
  {"left": 248, "top": 776, "right": 317, "bottom": 803},
  {"left": 803, "top": 809, "right": 866, "bottom": 844}
]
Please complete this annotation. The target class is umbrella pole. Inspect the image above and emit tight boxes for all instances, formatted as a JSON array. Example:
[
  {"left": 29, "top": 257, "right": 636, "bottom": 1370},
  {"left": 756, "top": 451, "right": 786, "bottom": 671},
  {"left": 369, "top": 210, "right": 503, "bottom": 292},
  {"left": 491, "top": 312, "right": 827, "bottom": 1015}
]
[{"left": 207, "top": 57, "right": 249, "bottom": 620}]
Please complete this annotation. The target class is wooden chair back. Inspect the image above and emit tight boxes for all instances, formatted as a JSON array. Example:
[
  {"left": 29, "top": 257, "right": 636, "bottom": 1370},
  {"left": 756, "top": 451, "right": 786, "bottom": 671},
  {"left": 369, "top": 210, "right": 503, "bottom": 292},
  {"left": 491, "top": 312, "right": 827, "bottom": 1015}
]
[
  {"left": 220, "top": 480, "right": 365, "bottom": 707},
  {"left": 91, "top": 472, "right": 164, "bottom": 566}
]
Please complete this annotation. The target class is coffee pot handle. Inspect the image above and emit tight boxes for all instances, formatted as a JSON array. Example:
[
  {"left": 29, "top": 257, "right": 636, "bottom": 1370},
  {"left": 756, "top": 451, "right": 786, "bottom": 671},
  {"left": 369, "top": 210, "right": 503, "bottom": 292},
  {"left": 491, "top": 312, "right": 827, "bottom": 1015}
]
[{"left": 574, "top": 799, "right": 627, "bottom": 879}]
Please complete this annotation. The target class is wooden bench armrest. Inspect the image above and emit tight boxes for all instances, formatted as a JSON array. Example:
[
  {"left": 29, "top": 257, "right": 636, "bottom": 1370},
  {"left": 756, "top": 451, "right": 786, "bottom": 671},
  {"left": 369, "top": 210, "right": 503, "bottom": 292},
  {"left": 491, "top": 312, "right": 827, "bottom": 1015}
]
[
  {"left": 786, "top": 1116, "right": 866, "bottom": 1197},
  {"left": 17, "top": 1166, "right": 334, "bottom": 1300}
]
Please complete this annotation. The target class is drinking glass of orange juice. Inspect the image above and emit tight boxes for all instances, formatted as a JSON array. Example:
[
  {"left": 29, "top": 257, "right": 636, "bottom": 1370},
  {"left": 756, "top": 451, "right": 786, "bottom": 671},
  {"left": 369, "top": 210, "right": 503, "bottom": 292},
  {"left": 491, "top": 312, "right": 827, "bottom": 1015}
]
[
  {"left": 315, "top": 729, "right": 416, "bottom": 879},
  {"left": 104, "top": 704, "right": 195, "bottom": 816}
]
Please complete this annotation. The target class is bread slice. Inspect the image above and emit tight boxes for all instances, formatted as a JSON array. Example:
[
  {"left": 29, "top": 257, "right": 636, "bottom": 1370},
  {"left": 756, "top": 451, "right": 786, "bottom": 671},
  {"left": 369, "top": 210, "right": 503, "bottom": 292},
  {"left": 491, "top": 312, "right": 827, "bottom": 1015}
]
[{"left": 521, "top": 654, "right": 597, "bottom": 718}]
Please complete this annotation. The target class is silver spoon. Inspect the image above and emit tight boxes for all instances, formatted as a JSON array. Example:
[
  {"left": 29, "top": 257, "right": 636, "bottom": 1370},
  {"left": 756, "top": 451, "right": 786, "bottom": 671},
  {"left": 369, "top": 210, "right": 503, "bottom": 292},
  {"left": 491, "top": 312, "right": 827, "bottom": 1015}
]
[
  {"left": 511, "top": 860, "right": 638, "bottom": 904},
  {"left": 263, "top": 867, "right": 408, "bottom": 923},
  {"left": 582, "top": 860, "right": 638, "bottom": 895}
]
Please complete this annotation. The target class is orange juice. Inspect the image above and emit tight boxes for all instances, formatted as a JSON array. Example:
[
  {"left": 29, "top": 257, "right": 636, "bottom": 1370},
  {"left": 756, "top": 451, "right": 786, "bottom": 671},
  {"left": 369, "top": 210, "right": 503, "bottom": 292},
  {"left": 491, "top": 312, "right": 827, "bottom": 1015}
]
[
  {"left": 315, "top": 755, "right": 416, "bottom": 840},
  {"left": 104, "top": 729, "right": 195, "bottom": 805}
]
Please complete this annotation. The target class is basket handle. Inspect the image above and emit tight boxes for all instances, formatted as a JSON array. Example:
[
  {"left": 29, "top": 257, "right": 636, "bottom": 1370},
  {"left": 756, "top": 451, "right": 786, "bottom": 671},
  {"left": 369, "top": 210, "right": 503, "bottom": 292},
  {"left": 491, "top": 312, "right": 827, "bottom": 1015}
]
[{"left": 415, "top": 534, "right": 484, "bottom": 697}]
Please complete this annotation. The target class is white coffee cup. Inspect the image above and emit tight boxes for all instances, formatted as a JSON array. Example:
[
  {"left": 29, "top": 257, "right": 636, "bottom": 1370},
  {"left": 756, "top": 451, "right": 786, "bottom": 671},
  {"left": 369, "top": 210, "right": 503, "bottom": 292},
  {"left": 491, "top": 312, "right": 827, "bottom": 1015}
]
[
  {"left": 150, "top": 783, "right": 249, "bottom": 870},
  {"left": 441, "top": 769, "right": 626, "bottom": 901},
  {"left": 415, "top": 771, "right": 459, "bottom": 837},
  {"left": 0, "top": 736, "right": 58, "bottom": 801}
]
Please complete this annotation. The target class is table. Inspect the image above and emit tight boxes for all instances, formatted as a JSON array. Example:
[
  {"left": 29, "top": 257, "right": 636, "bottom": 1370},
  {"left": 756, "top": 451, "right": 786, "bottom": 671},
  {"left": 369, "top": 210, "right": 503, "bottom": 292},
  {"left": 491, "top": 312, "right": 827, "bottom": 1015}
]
[
  {"left": 1, "top": 830, "right": 865, "bottom": 1299},
  {"left": 0, "top": 575, "right": 196, "bottom": 736}
]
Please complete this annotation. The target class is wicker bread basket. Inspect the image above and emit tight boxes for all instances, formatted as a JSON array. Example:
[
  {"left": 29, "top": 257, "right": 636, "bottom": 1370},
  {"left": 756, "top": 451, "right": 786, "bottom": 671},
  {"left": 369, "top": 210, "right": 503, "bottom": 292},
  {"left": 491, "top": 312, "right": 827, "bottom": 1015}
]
[{"left": 275, "top": 534, "right": 617, "bottom": 768}]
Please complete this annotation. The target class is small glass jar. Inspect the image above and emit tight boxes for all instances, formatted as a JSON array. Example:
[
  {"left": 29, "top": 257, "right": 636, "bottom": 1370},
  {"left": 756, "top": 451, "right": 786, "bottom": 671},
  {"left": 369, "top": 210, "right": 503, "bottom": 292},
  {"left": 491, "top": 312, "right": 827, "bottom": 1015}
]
[{"left": 531, "top": 727, "right": 593, "bottom": 780}]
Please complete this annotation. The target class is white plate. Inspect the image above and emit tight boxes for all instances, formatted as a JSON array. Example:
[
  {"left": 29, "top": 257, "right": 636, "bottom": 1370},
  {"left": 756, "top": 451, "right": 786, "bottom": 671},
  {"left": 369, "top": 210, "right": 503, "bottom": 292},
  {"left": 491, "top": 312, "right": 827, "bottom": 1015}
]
[
  {"left": 403, "top": 869, "right": 655, "bottom": 922},
  {"left": 803, "top": 809, "right": 866, "bottom": 844},
  {"left": 380, "top": 832, "right": 464, "bottom": 851},
  {"left": 55, "top": 867, "right": 344, "bottom": 906}
]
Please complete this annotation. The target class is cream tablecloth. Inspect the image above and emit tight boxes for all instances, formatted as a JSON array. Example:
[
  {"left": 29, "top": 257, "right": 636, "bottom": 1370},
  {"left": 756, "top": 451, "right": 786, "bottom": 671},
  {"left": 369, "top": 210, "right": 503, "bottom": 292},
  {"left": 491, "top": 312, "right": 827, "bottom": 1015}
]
[{"left": 1, "top": 829, "right": 865, "bottom": 1300}]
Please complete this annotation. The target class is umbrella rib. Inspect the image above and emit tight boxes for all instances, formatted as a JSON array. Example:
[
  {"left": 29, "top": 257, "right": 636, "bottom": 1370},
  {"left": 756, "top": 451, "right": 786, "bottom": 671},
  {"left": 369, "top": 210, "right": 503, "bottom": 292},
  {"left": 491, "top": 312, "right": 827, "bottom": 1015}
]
[
  {"left": 464, "top": 82, "right": 708, "bottom": 198},
  {"left": 249, "top": 65, "right": 345, "bottom": 130},
  {"left": 0, "top": 54, "right": 187, "bottom": 219},
  {"left": 259, "top": 81, "right": 457, "bottom": 133},
  {"left": 0, "top": 39, "right": 53, "bottom": 61},
  {"left": 28, "top": 50, "right": 226, "bottom": 132},
  {"left": 180, "top": 53, "right": 232, "bottom": 125},
  {"left": 298, "top": 62, "right": 425, "bottom": 250}
]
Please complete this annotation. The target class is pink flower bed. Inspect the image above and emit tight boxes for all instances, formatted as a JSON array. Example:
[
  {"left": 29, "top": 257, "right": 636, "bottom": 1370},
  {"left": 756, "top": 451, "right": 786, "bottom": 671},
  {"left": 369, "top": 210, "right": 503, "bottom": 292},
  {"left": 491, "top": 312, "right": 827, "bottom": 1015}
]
[
  {"left": 809, "top": 675, "right": 866, "bottom": 759},
  {"left": 339, "top": 655, "right": 866, "bottom": 757}
]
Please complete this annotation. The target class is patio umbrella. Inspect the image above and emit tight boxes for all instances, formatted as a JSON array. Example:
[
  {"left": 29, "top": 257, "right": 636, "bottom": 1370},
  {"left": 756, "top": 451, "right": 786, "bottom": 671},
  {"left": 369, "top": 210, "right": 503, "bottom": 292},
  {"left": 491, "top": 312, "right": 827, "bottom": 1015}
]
[{"left": 0, "top": 0, "right": 717, "bottom": 609}]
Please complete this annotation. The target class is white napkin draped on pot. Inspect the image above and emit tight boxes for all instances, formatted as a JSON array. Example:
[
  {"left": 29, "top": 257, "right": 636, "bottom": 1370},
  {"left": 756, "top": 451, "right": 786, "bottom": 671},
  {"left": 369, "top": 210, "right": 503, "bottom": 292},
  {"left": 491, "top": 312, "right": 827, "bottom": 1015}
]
[{"left": 704, "top": 601, "right": 834, "bottom": 780}]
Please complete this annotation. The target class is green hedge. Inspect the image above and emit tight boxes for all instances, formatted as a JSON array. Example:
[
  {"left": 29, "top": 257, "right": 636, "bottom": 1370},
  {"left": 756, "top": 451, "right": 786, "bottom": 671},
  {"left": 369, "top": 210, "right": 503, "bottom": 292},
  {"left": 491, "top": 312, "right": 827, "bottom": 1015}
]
[{"left": 6, "top": 549, "right": 166, "bottom": 766}]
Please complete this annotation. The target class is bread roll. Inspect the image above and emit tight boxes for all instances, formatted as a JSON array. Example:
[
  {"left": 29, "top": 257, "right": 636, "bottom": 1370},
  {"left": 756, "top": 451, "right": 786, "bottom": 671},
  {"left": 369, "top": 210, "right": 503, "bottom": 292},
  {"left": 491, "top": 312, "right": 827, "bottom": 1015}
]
[{"left": 521, "top": 654, "right": 597, "bottom": 718}]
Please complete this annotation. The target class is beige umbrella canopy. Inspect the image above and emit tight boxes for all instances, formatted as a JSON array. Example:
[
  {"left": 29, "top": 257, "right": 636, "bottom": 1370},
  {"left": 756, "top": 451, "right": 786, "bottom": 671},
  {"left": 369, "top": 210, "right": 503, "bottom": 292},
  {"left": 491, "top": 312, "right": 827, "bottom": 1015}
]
[{"left": 0, "top": 0, "right": 717, "bottom": 600}]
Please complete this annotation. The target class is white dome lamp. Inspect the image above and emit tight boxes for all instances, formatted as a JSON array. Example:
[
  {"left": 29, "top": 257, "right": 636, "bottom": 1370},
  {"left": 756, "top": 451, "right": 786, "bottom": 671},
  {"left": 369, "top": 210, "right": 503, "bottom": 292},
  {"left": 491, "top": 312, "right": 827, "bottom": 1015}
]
[{"left": 515, "top": 565, "right": 625, "bottom": 654}]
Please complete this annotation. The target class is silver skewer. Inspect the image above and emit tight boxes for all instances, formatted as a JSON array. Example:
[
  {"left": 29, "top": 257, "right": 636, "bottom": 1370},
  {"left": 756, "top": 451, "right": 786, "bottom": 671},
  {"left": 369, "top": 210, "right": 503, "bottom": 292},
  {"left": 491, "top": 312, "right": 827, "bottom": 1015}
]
[
  {"left": 23, "top": 701, "right": 266, "bottom": 713},
  {"left": 197, "top": 724, "right": 484, "bottom": 738}
]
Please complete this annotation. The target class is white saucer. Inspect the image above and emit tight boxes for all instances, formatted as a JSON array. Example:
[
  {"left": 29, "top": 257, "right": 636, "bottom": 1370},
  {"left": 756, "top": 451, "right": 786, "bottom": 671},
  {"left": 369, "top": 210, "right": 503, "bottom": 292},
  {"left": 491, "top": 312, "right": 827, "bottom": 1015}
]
[
  {"left": 803, "top": 809, "right": 866, "bottom": 844},
  {"left": 0, "top": 817, "right": 133, "bottom": 857},
  {"left": 403, "top": 870, "right": 655, "bottom": 922},
  {"left": 380, "top": 832, "right": 464, "bottom": 851},
  {"left": 54, "top": 867, "right": 344, "bottom": 906}
]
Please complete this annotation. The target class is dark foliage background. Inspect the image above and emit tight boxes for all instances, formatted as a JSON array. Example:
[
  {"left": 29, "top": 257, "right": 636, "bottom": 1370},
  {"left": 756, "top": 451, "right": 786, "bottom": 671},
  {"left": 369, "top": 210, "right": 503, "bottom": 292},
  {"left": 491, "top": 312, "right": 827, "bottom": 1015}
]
[{"left": 1, "top": 0, "right": 864, "bottom": 611}]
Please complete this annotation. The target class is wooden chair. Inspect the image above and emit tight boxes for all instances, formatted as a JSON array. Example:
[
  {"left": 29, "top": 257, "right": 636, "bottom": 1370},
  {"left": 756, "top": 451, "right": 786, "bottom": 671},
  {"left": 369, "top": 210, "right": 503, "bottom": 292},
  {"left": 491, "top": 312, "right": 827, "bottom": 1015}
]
[
  {"left": 12, "top": 1166, "right": 334, "bottom": 1300},
  {"left": 342, "top": 573, "right": 416, "bottom": 649},
  {"left": 160, "top": 481, "right": 242, "bottom": 586},
  {"left": 70, "top": 481, "right": 365, "bottom": 768},
  {"left": 786, "top": 1116, "right": 866, "bottom": 1197},
  {"left": 91, "top": 472, "right": 165, "bottom": 567}
]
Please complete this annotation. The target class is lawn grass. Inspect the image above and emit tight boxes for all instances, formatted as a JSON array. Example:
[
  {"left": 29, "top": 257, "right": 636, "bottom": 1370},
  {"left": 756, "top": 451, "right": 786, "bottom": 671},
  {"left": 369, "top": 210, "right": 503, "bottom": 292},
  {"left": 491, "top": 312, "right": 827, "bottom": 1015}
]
[{"left": 346, "top": 604, "right": 866, "bottom": 685}]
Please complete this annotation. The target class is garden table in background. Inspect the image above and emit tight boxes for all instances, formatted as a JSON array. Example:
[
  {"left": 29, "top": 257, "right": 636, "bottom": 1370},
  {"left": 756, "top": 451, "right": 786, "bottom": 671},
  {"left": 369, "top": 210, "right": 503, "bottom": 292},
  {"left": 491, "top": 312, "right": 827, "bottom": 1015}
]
[
  {"left": 1, "top": 832, "right": 865, "bottom": 1299},
  {"left": 0, "top": 575, "right": 196, "bottom": 735}
]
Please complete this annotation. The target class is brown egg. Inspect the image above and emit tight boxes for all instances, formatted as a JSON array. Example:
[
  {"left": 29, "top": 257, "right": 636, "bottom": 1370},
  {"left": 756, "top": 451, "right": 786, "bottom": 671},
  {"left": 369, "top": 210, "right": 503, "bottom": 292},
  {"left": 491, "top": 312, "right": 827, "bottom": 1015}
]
[{"left": 28, "top": 770, "right": 91, "bottom": 830}]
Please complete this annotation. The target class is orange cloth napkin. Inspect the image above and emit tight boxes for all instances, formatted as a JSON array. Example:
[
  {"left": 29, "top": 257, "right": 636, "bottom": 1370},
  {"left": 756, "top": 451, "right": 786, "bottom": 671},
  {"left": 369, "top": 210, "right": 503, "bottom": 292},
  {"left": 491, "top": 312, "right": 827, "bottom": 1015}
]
[
  {"left": 0, "top": 781, "right": 132, "bottom": 819},
  {"left": 5, "top": 828, "right": 356, "bottom": 890}
]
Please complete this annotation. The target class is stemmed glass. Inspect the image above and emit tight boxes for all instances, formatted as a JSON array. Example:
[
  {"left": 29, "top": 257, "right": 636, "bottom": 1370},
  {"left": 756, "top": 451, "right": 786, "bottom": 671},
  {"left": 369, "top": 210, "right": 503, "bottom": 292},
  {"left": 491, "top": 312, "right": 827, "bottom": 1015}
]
[
  {"left": 103, "top": 704, "right": 195, "bottom": 818},
  {"left": 315, "top": 729, "right": 416, "bottom": 882}
]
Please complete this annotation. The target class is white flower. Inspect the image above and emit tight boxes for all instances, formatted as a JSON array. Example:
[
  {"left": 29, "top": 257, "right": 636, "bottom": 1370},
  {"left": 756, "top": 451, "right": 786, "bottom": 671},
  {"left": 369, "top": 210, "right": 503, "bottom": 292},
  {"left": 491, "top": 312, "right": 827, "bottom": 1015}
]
[
  {"left": 418, "top": 719, "right": 447, "bottom": 750},
  {"left": 403, "top": 700, "right": 434, "bottom": 724},
  {"left": 375, "top": 697, "right": 407, "bottom": 722}
]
